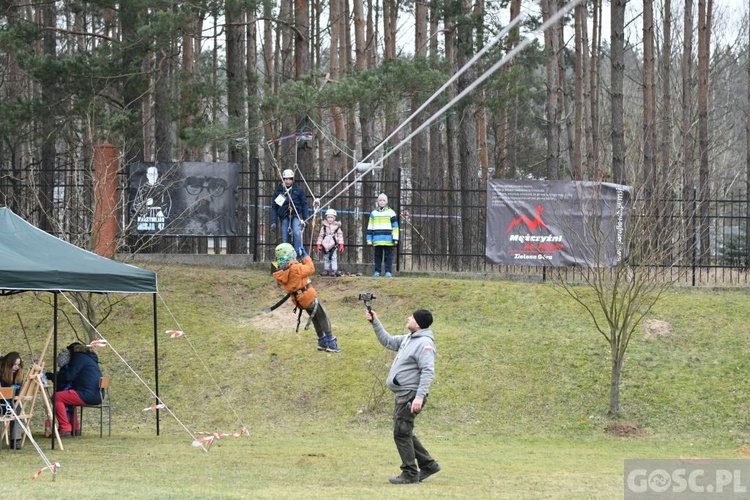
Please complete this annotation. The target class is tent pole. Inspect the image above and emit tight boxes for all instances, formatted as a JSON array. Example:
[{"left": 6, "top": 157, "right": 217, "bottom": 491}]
[
  {"left": 153, "top": 293, "right": 159, "bottom": 435},
  {"left": 51, "top": 293, "right": 58, "bottom": 450}
]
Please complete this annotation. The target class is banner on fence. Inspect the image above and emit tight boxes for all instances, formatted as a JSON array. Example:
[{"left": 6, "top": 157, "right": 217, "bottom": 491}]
[
  {"left": 485, "top": 180, "right": 631, "bottom": 267},
  {"left": 128, "top": 162, "right": 239, "bottom": 236}
]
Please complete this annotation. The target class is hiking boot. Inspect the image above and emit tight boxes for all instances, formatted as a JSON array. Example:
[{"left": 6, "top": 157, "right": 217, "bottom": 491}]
[
  {"left": 373, "top": 272, "right": 381, "bottom": 277},
  {"left": 385, "top": 272, "right": 393, "bottom": 278},
  {"left": 388, "top": 474, "right": 419, "bottom": 484},
  {"left": 321, "top": 270, "right": 329, "bottom": 276},
  {"left": 419, "top": 462, "right": 441, "bottom": 482},
  {"left": 324, "top": 335, "right": 341, "bottom": 353},
  {"left": 317, "top": 335, "right": 340, "bottom": 352}
]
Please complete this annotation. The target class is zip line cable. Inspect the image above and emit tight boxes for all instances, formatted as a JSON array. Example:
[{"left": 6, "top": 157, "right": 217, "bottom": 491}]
[
  {"left": 289, "top": 16, "right": 532, "bottom": 218},
  {"left": 263, "top": 14, "right": 525, "bottom": 219},
  {"left": 300, "top": 14, "right": 527, "bottom": 215},
  {"left": 264, "top": 0, "right": 581, "bottom": 230},
  {"left": 309, "top": 4, "right": 574, "bottom": 216},
  {"left": 374, "top": 0, "right": 583, "bottom": 170},
  {"left": 359, "top": 12, "right": 527, "bottom": 166}
]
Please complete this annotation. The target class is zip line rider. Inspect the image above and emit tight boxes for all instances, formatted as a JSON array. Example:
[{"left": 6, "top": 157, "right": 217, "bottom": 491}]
[
  {"left": 272, "top": 243, "right": 341, "bottom": 353},
  {"left": 270, "top": 169, "right": 308, "bottom": 250}
]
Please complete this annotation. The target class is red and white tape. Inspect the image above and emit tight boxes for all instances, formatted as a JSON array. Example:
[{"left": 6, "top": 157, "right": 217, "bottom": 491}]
[{"left": 31, "top": 462, "right": 61, "bottom": 480}]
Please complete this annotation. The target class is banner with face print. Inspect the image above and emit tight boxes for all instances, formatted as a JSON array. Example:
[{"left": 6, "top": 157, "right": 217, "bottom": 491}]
[
  {"left": 129, "top": 162, "right": 239, "bottom": 236},
  {"left": 486, "top": 180, "right": 631, "bottom": 267}
]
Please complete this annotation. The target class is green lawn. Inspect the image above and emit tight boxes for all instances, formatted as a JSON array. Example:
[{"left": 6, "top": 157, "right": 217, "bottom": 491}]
[{"left": 2, "top": 265, "right": 750, "bottom": 497}]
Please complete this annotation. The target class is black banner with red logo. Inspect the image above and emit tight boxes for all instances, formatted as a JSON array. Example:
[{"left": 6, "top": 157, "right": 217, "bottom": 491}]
[
  {"left": 486, "top": 180, "right": 631, "bottom": 267},
  {"left": 128, "top": 162, "right": 239, "bottom": 236}
]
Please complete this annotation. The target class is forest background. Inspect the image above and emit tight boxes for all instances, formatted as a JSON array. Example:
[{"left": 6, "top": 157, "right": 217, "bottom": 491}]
[{"left": 0, "top": 0, "right": 749, "bottom": 271}]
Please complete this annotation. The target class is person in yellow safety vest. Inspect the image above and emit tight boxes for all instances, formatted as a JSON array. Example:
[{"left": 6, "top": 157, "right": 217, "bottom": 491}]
[{"left": 366, "top": 193, "right": 399, "bottom": 277}]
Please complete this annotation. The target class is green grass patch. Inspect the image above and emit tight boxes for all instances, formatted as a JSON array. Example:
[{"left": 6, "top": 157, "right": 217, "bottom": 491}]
[{"left": 2, "top": 265, "right": 750, "bottom": 496}]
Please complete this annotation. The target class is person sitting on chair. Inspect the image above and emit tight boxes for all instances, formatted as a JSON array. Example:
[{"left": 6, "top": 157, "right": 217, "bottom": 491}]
[
  {"left": 0, "top": 352, "right": 25, "bottom": 449},
  {"left": 52, "top": 342, "right": 103, "bottom": 438}
]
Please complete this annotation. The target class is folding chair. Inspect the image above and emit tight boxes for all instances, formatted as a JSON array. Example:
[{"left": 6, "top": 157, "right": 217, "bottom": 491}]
[
  {"left": 0, "top": 386, "right": 18, "bottom": 450},
  {"left": 78, "top": 377, "right": 111, "bottom": 438}
]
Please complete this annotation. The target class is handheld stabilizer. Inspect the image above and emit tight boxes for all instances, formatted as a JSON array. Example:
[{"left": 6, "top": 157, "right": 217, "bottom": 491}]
[{"left": 358, "top": 292, "right": 376, "bottom": 312}]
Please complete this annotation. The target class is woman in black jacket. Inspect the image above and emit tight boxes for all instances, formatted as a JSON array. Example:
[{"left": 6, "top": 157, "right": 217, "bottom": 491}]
[{"left": 53, "top": 343, "right": 103, "bottom": 437}]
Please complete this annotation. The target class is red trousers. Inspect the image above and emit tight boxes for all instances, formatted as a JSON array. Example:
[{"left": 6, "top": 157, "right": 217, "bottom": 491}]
[{"left": 54, "top": 389, "right": 85, "bottom": 433}]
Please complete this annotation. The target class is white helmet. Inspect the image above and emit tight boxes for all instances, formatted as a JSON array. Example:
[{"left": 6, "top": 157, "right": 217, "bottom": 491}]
[
  {"left": 282, "top": 169, "right": 294, "bottom": 179},
  {"left": 325, "top": 209, "right": 337, "bottom": 218}
]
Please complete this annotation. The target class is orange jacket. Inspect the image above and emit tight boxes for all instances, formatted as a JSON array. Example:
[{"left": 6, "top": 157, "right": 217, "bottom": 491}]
[{"left": 272, "top": 255, "right": 317, "bottom": 309}]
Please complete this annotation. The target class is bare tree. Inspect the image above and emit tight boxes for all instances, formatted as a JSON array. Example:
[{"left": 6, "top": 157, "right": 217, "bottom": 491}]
[{"left": 547, "top": 182, "right": 698, "bottom": 415}]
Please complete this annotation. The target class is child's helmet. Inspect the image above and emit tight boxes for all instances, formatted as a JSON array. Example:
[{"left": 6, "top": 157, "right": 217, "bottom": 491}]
[
  {"left": 275, "top": 243, "right": 296, "bottom": 264},
  {"left": 325, "top": 209, "right": 337, "bottom": 218},
  {"left": 282, "top": 169, "right": 294, "bottom": 179}
]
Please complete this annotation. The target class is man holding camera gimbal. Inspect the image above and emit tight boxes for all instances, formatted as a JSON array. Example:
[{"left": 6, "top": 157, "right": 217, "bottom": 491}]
[{"left": 365, "top": 307, "right": 440, "bottom": 484}]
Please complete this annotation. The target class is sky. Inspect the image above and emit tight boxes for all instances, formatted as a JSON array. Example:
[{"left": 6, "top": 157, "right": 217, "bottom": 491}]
[
  {"left": 391, "top": 0, "right": 748, "bottom": 57},
  {"left": 571, "top": 0, "right": 747, "bottom": 48},
  {"left": 603, "top": 0, "right": 749, "bottom": 48}
]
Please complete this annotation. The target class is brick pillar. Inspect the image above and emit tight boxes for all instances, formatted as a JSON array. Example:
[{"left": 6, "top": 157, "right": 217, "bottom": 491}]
[{"left": 93, "top": 143, "right": 119, "bottom": 258}]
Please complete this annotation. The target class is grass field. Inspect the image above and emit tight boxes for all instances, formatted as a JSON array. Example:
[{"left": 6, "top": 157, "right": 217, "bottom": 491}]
[{"left": 2, "top": 264, "right": 750, "bottom": 498}]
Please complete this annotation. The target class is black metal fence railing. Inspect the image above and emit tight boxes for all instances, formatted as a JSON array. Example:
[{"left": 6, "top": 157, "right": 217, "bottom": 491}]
[{"left": 3, "top": 159, "right": 750, "bottom": 287}]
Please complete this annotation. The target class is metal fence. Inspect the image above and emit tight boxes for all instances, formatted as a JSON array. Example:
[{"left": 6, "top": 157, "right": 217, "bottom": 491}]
[{"left": 3, "top": 159, "right": 750, "bottom": 287}]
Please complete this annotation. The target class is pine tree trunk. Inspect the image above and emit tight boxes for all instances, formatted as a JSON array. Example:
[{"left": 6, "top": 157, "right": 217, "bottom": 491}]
[
  {"left": 697, "top": 0, "right": 712, "bottom": 264},
  {"left": 610, "top": 0, "right": 626, "bottom": 184},
  {"left": 542, "top": 0, "right": 561, "bottom": 180},
  {"left": 39, "top": 0, "right": 56, "bottom": 232},
  {"left": 681, "top": 0, "right": 695, "bottom": 265}
]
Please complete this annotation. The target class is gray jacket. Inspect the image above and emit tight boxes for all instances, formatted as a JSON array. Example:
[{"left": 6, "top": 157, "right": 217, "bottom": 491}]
[{"left": 372, "top": 318, "right": 436, "bottom": 400}]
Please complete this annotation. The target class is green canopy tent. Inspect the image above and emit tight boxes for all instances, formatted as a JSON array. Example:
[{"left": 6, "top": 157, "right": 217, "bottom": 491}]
[{"left": 0, "top": 207, "right": 162, "bottom": 442}]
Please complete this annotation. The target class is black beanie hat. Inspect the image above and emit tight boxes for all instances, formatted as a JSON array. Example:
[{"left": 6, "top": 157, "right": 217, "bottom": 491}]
[{"left": 412, "top": 309, "right": 433, "bottom": 329}]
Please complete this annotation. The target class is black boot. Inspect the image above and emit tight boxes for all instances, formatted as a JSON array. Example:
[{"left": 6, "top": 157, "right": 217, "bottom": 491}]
[{"left": 10, "top": 439, "right": 22, "bottom": 450}]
